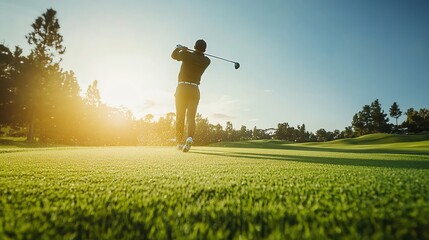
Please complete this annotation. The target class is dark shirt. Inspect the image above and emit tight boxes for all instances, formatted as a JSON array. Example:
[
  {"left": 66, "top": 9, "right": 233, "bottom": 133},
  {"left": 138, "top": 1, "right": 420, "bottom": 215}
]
[{"left": 171, "top": 48, "right": 210, "bottom": 85}]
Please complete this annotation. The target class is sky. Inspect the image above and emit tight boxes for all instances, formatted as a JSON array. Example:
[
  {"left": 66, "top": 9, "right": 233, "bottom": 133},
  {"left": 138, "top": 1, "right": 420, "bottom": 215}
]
[{"left": 1, "top": 0, "right": 428, "bottom": 132}]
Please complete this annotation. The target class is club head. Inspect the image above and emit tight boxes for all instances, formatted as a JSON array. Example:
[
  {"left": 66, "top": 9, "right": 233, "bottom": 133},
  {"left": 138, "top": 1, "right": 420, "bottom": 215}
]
[{"left": 234, "top": 62, "right": 240, "bottom": 69}]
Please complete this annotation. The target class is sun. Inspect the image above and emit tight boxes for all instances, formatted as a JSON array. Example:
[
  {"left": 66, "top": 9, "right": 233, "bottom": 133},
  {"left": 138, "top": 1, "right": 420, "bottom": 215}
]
[
  {"left": 86, "top": 54, "right": 174, "bottom": 119},
  {"left": 65, "top": 14, "right": 178, "bottom": 120}
]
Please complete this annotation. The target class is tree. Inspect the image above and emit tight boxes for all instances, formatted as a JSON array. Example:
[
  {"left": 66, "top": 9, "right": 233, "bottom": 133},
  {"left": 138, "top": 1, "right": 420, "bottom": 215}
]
[
  {"left": 26, "top": 9, "right": 66, "bottom": 65},
  {"left": 315, "top": 128, "right": 328, "bottom": 142},
  {"left": 352, "top": 105, "right": 373, "bottom": 135},
  {"left": 239, "top": 125, "right": 246, "bottom": 140},
  {"left": 252, "top": 126, "right": 259, "bottom": 139},
  {"left": 24, "top": 8, "right": 66, "bottom": 141},
  {"left": 136, "top": 114, "right": 155, "bottom": 145},
  {"left": 225, "top": 121, "right": 234, "bottom": 141},
  {"left": 0, "top": 45, "right": 18, "bottom": 126},
  {"left": 80, "top": 80, "right": 104, "bottom": 144},
  {"left": 143, "top": 114, "right": 154, "bottom": 123},
  {"left": 275, "top": 122, "right": 288, "bottom": 140},
  {"left": 38, "top": 70, "right": 81, "bottom": 143},
  {"left": 404, "top": 108, "right": 418, "bottom": 133},
  {"left": 389, "top": 102, "right": 402, "bottom": 128},
  {"left": 352, "top": 100, "right": 390, "bottom": 136},
  {"left": 212, "top": 124, "right": 223, "bottom": 142},
  {"left": 351, "top": 112, "right": 365, "bottom": 136},
  {"left": 342, "top": 126, "right": 354, "bottom": 138},
  {"left": 370, "top": 99, "right": 389, "bottom": 133},
  {"left": 85, "top": 80, "right": 101, "bottom": 107},
  {"left": 419, "top": 107, "right": 429, "bottom": 132},
  {"left": 0, "top": 45, "right": 29, "bottom": 127},
  {"left": 275, "top": 122, "right": 297, "bottom": 141},
  {"left": 333, "top": 129, "right": 342, "bottom": 140},
  {"left": 296, "top": 124, "right": 309, "bottom": 142},
  {"left": 154, "top": 112, "right": 175, "bottom": 145},
  {"left": 195, "top": 114, "right": 211, "bottom": 145},
  {"left": 361, "top": 105, "right": 373, "bottom": 133},
  {"left": 403, "top": 107, "right": 429, "bottom": 133}
]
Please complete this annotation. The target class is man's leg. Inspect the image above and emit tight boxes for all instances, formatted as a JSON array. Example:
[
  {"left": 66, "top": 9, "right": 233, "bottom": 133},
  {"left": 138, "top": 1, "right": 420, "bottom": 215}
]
[
  {"left": 182, "top": 98, "right": 198, "bottom": 152},
  {"left": 175, "top": 91, "right": 187, "bottom": 145},
  {"left": 186, "top": 97, "right": 199, "bottom": 139}
]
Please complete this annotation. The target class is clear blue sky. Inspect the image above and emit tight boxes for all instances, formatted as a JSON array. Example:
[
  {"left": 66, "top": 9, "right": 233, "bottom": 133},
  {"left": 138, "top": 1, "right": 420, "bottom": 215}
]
[{"left": 1, "top": 0, "right": 428, "bottom": 132}]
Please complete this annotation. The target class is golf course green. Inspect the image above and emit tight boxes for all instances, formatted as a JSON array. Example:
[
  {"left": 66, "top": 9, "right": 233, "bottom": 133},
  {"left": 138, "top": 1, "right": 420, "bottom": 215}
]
[{"left": 1, "top": 134, "right": 428, "bottom": 239}]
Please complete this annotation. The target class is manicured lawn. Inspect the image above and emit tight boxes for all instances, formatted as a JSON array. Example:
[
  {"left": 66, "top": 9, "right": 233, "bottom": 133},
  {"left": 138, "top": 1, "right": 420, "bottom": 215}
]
[{"left": 1, "top": 135, "right": 428, "bottom": 239}]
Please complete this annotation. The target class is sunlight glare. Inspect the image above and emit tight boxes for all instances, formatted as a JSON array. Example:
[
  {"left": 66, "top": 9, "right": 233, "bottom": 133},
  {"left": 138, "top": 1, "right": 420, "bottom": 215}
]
[{"left": 90, "top": 54, "right": 173, "bottom": 120}]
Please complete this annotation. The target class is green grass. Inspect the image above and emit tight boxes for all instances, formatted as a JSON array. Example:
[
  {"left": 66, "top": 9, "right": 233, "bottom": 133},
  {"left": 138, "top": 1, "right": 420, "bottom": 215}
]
[
  {"left": 1, "top": 134, "right": 429, "bottom": 239},
  {"left": 304, "top": 133, "right": 429, "bottom": 153},
  {"left": 0, "top": 137, "right": 67, "bottom": 149},
  {"left": 212, "top": 133, "right": 429, "bottom": 154}
]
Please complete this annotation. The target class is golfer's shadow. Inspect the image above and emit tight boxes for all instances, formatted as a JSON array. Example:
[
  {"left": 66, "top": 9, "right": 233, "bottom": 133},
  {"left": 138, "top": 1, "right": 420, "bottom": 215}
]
[{"left": 192, "top": 150, "right": 429, "bottom": 170}]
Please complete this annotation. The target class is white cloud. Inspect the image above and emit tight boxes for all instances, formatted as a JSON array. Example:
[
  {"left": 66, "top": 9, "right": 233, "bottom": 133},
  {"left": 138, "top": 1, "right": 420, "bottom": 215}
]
[
  {"left": 210, "top": 113, "right": 236, "bottom": 120},
  {"left": 138, "top": 99, "right": 157, "bottom": 111},
  {"left": 247, "top": 118, "right": 260, "bottom": 122},
  {"left": 199, "top": 95, "right": 241, "bottom": 124}
]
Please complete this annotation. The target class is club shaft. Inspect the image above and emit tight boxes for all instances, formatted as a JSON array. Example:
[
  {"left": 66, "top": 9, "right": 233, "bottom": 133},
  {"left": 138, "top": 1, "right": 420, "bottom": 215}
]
[
  {"left": 187, "top": 49, "right": 237, "bottom": 64},
  {"left": 204, "top": 53, "right": 237, "bottom": 64}
]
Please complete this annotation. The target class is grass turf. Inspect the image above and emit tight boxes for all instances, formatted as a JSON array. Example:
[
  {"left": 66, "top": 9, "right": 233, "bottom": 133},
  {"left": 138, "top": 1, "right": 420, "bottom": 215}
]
[{"left": 0, "top": 134, "right": 428, "bottom": 239}]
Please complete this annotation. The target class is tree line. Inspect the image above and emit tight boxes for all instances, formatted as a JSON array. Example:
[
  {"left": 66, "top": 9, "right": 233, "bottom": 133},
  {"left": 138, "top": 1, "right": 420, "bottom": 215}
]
[
  {"left": 351, "top": 99, "right": 429, "bottom": 136},
  {"left": 1, "top": 9, "right": 428, "bottom": 146},
  {"left": 274, "top": 99, "right": 428, "bottom": 143}
]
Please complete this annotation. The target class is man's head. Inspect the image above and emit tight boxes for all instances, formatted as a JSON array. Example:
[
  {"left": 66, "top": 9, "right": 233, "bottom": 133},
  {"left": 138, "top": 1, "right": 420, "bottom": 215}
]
[{"left": 194, "top": 39, "right": 207, "bottom": 53}]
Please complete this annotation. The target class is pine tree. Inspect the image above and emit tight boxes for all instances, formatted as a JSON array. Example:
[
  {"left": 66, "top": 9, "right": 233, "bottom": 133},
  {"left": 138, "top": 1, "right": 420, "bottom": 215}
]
[
  {"left": 389, "top": 102, "right": 402, "bottom": 127},
  {"left": 85, "top": 80, "right": 101, "bottom": 107},
  {"left": 370, "top": 99, "right": 389, "bottom": 133},
  {"left": 24, "top": 8, "right": 66, "bottom": 141}
]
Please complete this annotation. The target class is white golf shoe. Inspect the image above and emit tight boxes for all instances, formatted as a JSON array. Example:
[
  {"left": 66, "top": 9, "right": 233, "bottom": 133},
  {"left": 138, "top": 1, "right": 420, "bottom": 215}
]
[{"left": 182, "top": 137, "right": 193, "bottom": 152}]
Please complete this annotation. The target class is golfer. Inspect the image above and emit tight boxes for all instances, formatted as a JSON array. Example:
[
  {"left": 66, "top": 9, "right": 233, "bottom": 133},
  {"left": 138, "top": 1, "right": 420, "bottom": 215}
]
[{"left": 171, "top": 40, "right": 211, "bottom": 152}]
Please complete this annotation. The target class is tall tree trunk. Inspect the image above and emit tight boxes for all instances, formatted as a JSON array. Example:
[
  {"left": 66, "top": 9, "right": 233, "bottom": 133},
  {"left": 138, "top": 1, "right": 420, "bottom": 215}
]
[{"left": 27, "top": 108, "right": 35, "bottom": 142}]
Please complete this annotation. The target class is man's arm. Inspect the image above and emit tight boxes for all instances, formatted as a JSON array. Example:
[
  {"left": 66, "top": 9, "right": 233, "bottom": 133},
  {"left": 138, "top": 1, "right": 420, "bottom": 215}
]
[
  {"left": 171, "top": 47, "right": 181, "bottom": 60},
  {"left": 171, "top": 45, "right": 189, "bottom": 61}
]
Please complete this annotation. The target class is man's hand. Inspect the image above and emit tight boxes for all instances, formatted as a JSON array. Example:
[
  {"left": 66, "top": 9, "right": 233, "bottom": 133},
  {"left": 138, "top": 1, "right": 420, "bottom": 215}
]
[{"left": 176, "top": 44, "right": 188, "bottom": 50}]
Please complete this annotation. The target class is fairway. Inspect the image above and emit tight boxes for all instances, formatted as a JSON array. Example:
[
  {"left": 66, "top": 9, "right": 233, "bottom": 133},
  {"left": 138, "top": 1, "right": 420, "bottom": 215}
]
[
  {"left": 2, "top": 1, "right": 429, "bottom": 239},
  {"left": 1, "top": 140, "right": 429, "bottom": 239}
]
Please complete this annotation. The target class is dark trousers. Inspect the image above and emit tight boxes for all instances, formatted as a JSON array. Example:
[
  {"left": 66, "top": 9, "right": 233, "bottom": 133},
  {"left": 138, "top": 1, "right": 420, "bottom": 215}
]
[{"left": 175, "top": 84, "right": 200, "bottom": 143}]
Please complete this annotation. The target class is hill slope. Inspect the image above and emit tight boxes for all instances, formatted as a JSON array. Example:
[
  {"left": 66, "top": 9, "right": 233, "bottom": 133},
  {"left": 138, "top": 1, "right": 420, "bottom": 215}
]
[{"left": 210, "top": 133, "right": 429, "bottom": 154}]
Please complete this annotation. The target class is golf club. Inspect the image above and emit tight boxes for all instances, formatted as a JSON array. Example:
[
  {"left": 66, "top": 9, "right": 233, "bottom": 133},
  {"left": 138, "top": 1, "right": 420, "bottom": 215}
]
[{"left": 177, "top": 45, "right": 240, "bottom": 69}]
